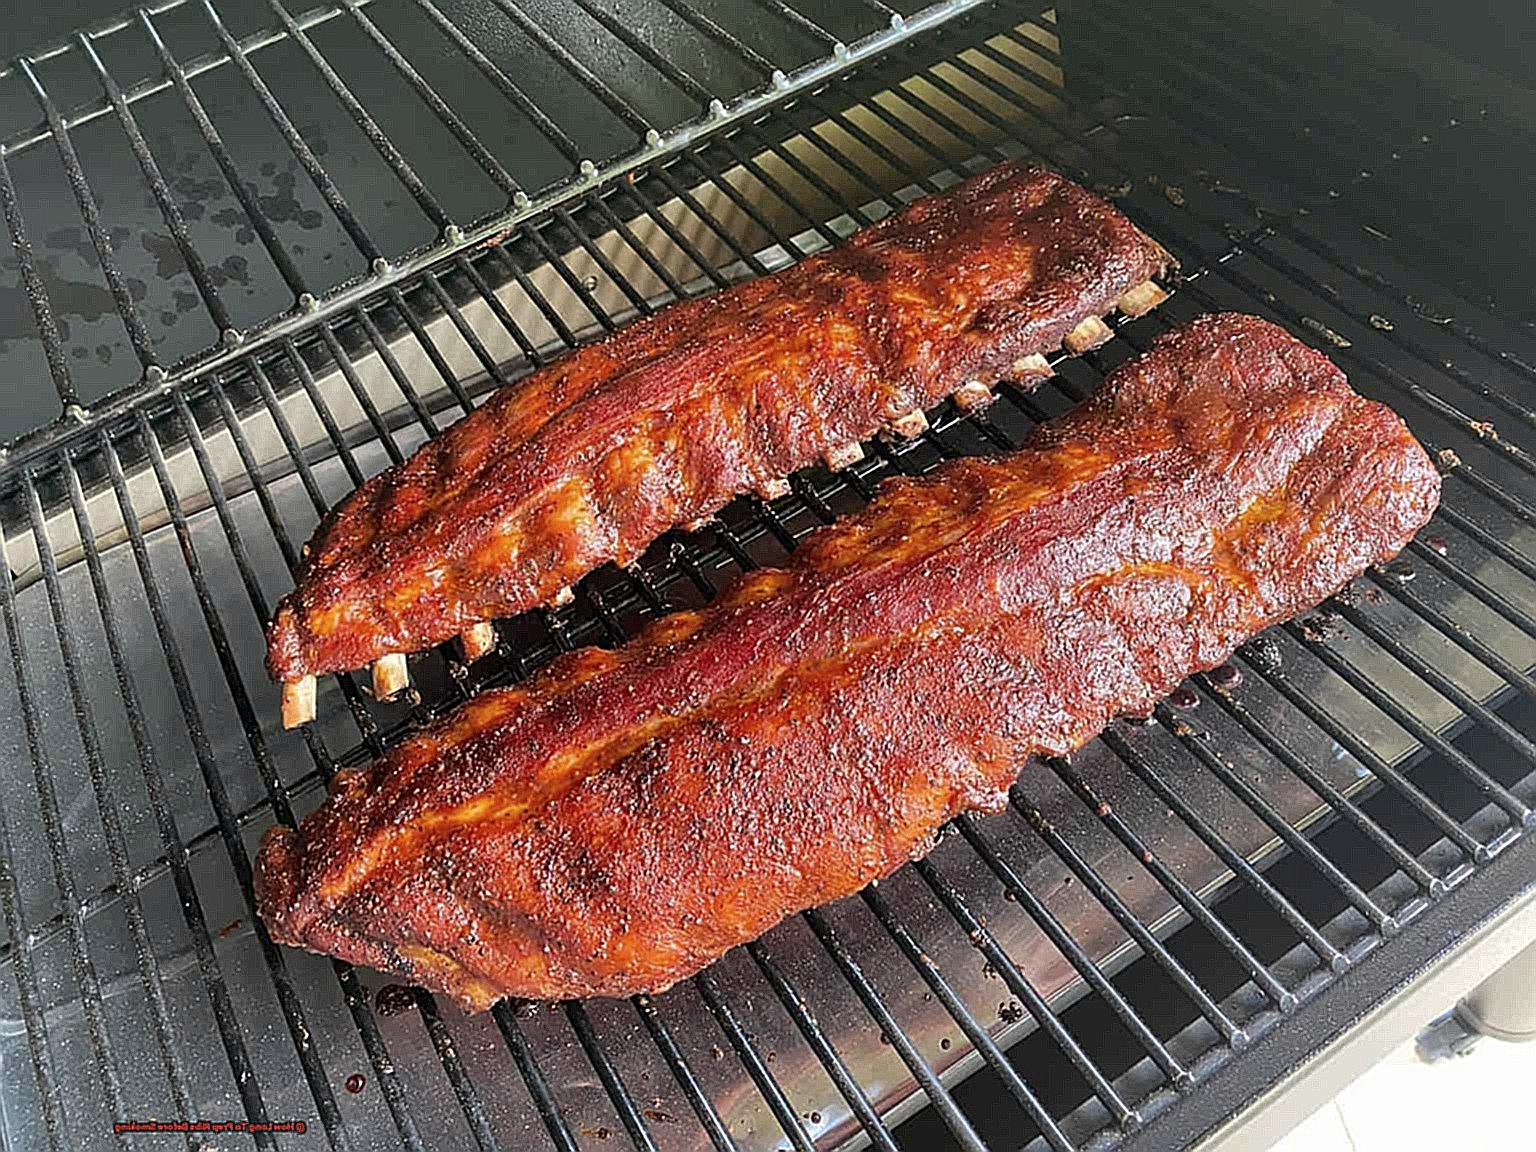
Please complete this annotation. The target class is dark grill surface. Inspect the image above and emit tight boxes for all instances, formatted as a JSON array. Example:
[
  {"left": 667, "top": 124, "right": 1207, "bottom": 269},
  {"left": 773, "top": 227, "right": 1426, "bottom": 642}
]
[{"left": 0, "top": 2, "right": 1534, "bottom": 1150}]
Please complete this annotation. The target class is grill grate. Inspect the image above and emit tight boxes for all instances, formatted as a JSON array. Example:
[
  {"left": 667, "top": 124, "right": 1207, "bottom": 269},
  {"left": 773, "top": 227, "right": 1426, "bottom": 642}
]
[
  {"left": 0, "top": 0, "right": 985, "bottom": 452},
  {"left": 0, "top": 2, "right": 1534, "bottom": 1150}
]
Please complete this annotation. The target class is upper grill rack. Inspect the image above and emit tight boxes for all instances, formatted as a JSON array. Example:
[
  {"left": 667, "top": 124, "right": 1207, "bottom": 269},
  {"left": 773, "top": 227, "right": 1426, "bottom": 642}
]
[
  {"left": 0, "top": 3, "right": 1534, "bottom": 1151},
  {"left": 0, "top": 0, "right": 987, "bottom": 462}
]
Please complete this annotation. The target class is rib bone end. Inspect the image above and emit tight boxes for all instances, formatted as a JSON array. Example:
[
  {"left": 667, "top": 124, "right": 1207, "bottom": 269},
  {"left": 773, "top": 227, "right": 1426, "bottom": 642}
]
[
  {"left": 1063, "top": 314, "right": 1115, "bottom": 354},
  {"left": 885, "top": 409, "right": 929, "bottom": 439},
  {"left": 823, "top": 441, "right": 865, "bottom": 471},
  {"left": 280, "top": 677, "right": 316, "bottom": 729},
  {"left": 459, "top": 622, "right": 497, "bottom": 662},
  {"left": 551, "top": 585, "right": 576, "bottom": 608},
  {"left": 951, "top": 380, "right": 994, "bottom": 412},
  {"left": 1117, "top": 279, "right": 1170, "bottom": 319},
  {"left": 756, "top": 477, "right": 791, "bottom": 501},
  {"left": 1012, "top": 353, "right": 1054, "bottom": 381},
  {"left": 372, "top": 654, "right": 409, "bottom": 701}
]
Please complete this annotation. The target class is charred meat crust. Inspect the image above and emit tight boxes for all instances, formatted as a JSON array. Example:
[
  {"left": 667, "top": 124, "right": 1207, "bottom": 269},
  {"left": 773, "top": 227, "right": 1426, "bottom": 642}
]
[
  {"left": 255, "top": 314, "right": 1439, "bottom": 1010},
  {"left": 267, "top": 161, "right": 1170, "bottom": 683}
]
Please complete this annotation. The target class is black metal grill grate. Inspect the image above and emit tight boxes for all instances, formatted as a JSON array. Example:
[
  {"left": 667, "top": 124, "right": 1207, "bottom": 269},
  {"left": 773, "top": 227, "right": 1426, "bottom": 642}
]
[
  {"left": 0, "top": 2, "right": 1534, "bottom": 1150},
  {"left": 0, "top": 0, "right": 981, "bottom": 449}
]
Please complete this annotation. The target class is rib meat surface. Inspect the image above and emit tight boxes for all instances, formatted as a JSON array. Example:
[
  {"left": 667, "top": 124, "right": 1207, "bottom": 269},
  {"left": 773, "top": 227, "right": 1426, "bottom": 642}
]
[
  {"left": 266, "top": 161, "right": 1169, "bottom": 687},
  {"left": 256, "top": 314, "right": 1440, "bottom": 1009}
]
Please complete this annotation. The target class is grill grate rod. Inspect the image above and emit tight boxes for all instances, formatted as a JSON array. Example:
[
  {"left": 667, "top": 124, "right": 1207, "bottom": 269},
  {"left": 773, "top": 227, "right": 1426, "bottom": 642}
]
[
  {"left": 0, "top": 154, "right": 78, "bottom": 408},
  {"left": 1282, "top": 617, "right": 1532, "bottom": 824},
  {"left": 139, "top": 8, "right": 310, "bottom": 299},
  {"left": 566, "top": 1002, "right": 663, "bottom": 1152},
  {"left": 748, "top": 940, "right": 906, "bottom": 1152},
  {"left": 75, "top": 30, "right": 234, "bottom": 336},
  {"left": 955, "top": 813, "right": 1201, "bottom": 1085},
  {"left": 342, "top": 0, "right": 520, "bottom": 202},
  {"left": 0, "top": 522, "right": 128, "bottom": 1135},
  {"left": 1195, "top": 684, "right": 1445, "bottom": 896},
  {"left": 22, "top": 467, "right": 197, "bottom": 1137},
  {"left": 210, "top": 337, "right": 578, "bottom": 1146},
  {"left": 747, "top": 0, "right": 843, "bottom": 49},
  {"left": 207, "top": 372, "right": 391, "bottom": 747},
  {"left": 0, "top": 560, "right": 68, "bottom": 1148},
  {"left": 1427, "top": 502, "right": 1536, "bottom": 577},
  {"left": 138, "top": 405, "right": 361, "bottom": 1149},
  {"left": 604, "top": 184, "right": 732, "bottom": 292},
  {"left": 1043, "top": 760, "right": 1298, "bottom": 1009},
  {"left": 1405, "top": 531, "right": 1536, "bottom": 636},
  {"left": 1146, "top": 710, "right": 1394, "bottom": 942},
  {"left": 714, "top": 136, "right": 847, "bottom": 247},
  {"left": 1363, "top": 572, "right": 1536, "bottom": 704},
  {"left": 1348, "top": 582, "right": 1536, "bottom": 746},
  {"left": 263, "top": 0, "right": 452, "bottom": 231},
  {"left": 1244, "top": 650, "right": 1487, "bottom": 863},
  {"left": 195, "top": 0, "right": 383, "bottom": 267},
  {"left": 419, "top": 990, "right": 504, "bottom": 1152},
  {"left": 914, "top": 854, "right": 1140, "bottom": 1129},
  {"left": 316, "top": 327, "right": 410, "bottom": 463},
  {"left": 410, "top": 0, "right": 583, "bottom": 167},
  {"left": 861, "top": 883, "right": 1077, "bottom": 1152},
  {"left": 551, "top": 204, "right": 658, "bottom": 315},
  {"left": 1012, "top": 787, "right": 1249, "bottom": 1046},
  {"left": 632, "top": 995, "right": 745, "bottom": 1152},
  {"left": 355, "top": 307, "right": 446, "bottom": 434},
  {"left": 654, "top": 0, "right": 778, "bottom": 77},
  {"left": 102, "top": 425, "right": 413, "bottom": 1147},
  {"left": 0, "top": 1, "right": 375, "bottom": 155},
  {"left": 489, "top": 0, "right": 655, "bottom": 139},
  {"left": 803, "top": 908, "right": 991, "bottom": 1152},
  {"left": 278, "top": 340, "right": 368, "bottom": 486},
  {"left": 573, "top": 0, "right": 715, "bottom": 106},
  {"left": 491, "top": 1001, "right": 583, "bottom": 1151},
  {"left": 694, "top": 971, "right": 819, "bottom": 1152},
  {"left": 645, "top": 164, "right": 774, "bottom": 278},
  {"left": 409, "top": 273, "right": 518, "bottom": 397},
  {"left": 19, "top": 58, "right": 159, "bottom": 374}
]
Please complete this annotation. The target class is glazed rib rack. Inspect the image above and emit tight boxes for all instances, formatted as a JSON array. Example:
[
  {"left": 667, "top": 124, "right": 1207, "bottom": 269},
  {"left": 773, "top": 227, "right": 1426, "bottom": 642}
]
[{"left": 0, "top": 3, "right": 1532, "bottom": 1151}]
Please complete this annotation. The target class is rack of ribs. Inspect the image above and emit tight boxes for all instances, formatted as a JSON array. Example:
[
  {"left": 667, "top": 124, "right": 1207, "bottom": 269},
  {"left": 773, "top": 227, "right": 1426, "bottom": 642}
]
[
  {"left": 255, "top": 314, "right": 1440, "bottom": 1009},
  {"left": 268, "top": 160, "right": 1172, "bottom": 724}
]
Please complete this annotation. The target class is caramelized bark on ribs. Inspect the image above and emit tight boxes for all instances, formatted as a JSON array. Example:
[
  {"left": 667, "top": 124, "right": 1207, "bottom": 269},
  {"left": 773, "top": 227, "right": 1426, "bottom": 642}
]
[
  {"left": 255, "top": 314, "right": 1440, "bottom": 1009},
  {"left": 266, "top": 161, "right": 1170, "bottom": 688}
]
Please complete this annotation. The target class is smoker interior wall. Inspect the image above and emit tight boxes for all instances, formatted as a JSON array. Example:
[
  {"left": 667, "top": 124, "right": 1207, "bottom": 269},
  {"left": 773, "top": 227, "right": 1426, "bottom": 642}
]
[
  {"left": 1340, "top": 0, "right": 1535, "bottom": 87},
  {"left": 1051, "top": 0, "right": 1535, "bottom": 338}
]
